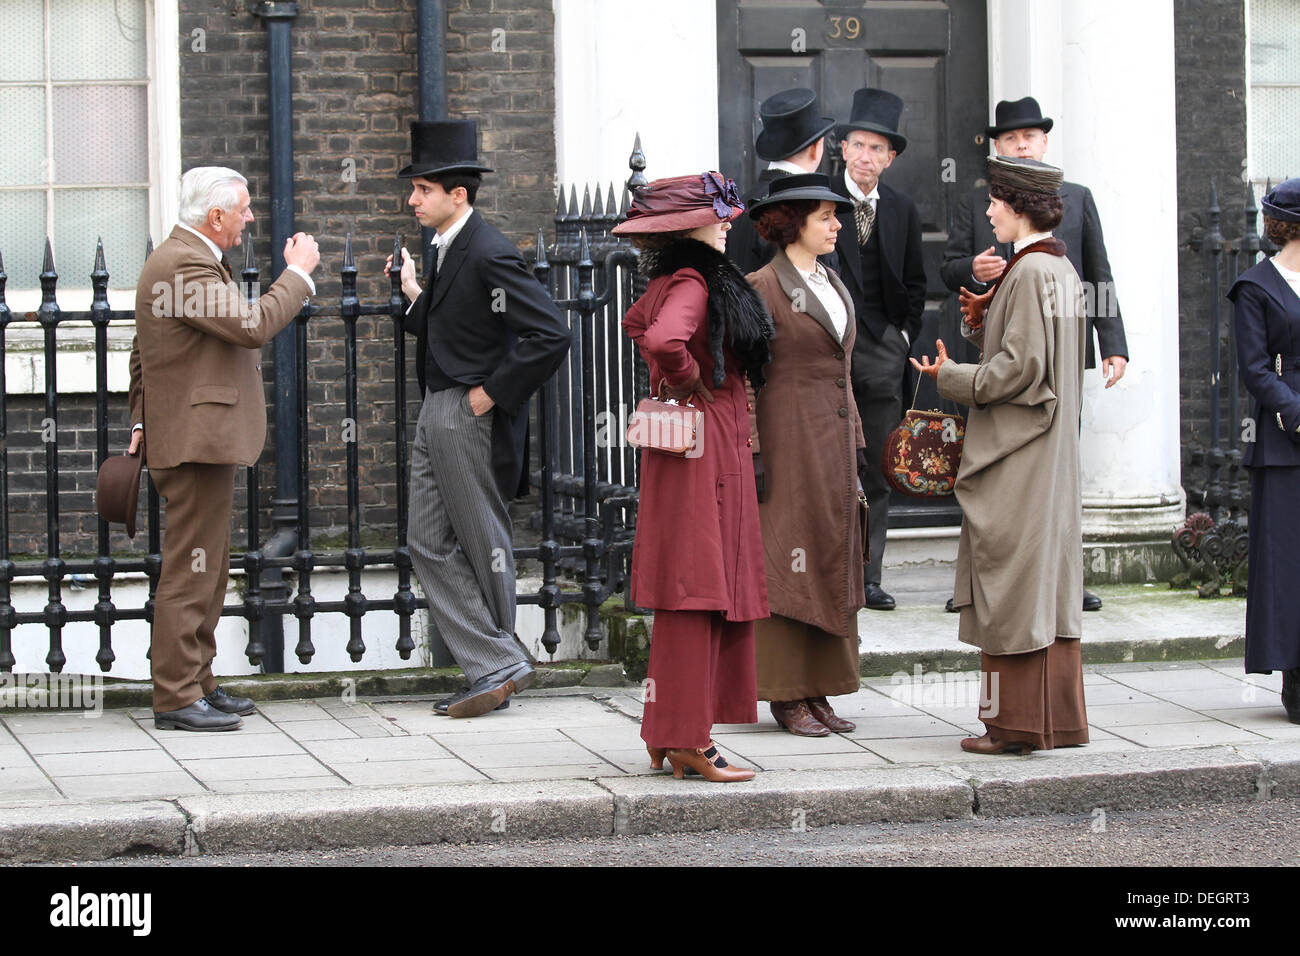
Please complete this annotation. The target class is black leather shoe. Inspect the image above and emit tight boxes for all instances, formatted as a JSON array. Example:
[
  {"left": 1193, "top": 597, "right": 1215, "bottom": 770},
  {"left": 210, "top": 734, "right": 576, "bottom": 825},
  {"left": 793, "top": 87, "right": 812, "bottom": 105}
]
[
  {"left": 1282, "top": 669, "right": 1300, "bottom": 725},
  {"left": 440, "top": 661, "right": 536, "bottom": 719},
  {"left": 154, "top": 697, "right": 242, "bottom": 732},
  {"left": 864, "top": 583, "right": 896, "bottom": 611},
  {"left": 945, "top": 597, "right": 957, "bottom": 613},
  {"left": 1083, "top": 589, "right": 1103, "bottom": 612},
  {"left": 204, "top": 686, "right": 255, "bottom": 716}
]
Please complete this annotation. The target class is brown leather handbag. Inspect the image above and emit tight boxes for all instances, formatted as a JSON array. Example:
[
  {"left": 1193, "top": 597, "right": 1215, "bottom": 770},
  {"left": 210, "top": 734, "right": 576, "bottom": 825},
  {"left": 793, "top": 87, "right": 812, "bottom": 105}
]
[{"left": 626, "top": 396, "right": 703, "bottom": 458}]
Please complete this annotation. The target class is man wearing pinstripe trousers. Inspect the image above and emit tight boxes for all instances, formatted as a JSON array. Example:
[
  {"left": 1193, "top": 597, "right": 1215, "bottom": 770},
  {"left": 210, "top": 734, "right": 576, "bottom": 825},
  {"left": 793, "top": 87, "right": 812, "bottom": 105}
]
[{"left": 386, "top": 120, "right": 570, "bottom": 717}]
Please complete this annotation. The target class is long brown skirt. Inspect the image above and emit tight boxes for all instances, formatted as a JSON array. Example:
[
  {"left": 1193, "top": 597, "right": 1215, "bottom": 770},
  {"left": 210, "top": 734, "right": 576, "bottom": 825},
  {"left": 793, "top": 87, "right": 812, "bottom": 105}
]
[
  {"left": 640, "top": 609, "right": 758, "bottom": 750},
  {"left": 979, "top": 637, "right": 1089, "bottom": 750},
  {"left": 755, "top": 613, "right": 860, "bottom": 701}
]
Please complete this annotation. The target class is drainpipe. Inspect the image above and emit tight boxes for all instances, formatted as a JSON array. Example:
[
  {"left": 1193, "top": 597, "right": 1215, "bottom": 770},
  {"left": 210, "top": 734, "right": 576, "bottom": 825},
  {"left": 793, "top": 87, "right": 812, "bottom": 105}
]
[{"left": 251, "top": 0, "right": 301, "bottom": 672}]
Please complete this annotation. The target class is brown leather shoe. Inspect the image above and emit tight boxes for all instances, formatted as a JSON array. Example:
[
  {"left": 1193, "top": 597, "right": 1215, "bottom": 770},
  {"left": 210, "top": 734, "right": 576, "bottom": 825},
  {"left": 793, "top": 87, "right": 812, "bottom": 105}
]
[
  {"left": 806, "top": 696, "right": 856, "bottom": 733},
  {"left": 770, "top": 699, "right": 831, "bottom": 737},
  {"left": 960, "top": 733, "right": 1033, "bottom": 755},
  {"left": 665, "top": 744, "right": 755, "bottom": 782}
]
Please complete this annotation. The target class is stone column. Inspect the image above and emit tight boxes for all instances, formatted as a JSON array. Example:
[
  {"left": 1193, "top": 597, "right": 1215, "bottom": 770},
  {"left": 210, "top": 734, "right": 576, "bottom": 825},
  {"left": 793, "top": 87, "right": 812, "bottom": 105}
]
[{"left": 987, "top": 0, "right": 1185, "bottom": 580}]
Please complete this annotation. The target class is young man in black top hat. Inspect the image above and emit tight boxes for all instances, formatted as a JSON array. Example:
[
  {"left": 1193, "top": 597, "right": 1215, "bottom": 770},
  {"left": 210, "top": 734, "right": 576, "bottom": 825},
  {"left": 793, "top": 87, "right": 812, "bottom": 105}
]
[
  {"left": 940, "top": 96, "right": 1130, "bottom": 613},
  {"left": 386, "top": 120, "right": 570, "bottom": 716},
  {"left": 832, "top": 87, "right": 927, "bottom": 611},
  {"left": 728, "top": 88, "right": 837, "bottom": 276}
]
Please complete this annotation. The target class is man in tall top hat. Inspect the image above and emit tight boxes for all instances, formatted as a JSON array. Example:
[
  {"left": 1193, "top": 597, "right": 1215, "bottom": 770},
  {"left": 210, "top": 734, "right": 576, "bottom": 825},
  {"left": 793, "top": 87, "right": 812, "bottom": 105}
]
[
  {"left": 832, "top": 87, "right": 928, "bottom": 611},
  {"left": 940, "top": 95, "right": 1130, "bottom": 612},
  {"left": 728, "top": 88, "right": 838, "bottom": 275},
  {"left": 386, "top": 120, "right": 570, "bottom": 716}
]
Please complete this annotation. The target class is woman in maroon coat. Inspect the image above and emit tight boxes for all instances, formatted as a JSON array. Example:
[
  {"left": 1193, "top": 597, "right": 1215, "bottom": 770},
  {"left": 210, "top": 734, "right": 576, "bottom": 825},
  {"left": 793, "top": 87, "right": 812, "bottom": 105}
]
[{"left": 614, "top": 172, "right": 774, "bottom": 782}]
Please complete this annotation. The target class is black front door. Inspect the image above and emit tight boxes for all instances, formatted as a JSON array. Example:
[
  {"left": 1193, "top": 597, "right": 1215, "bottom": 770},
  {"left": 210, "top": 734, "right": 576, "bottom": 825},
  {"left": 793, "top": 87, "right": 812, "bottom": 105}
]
[{"left": 716, "top": 0, "right": 989, "bottom": 528}]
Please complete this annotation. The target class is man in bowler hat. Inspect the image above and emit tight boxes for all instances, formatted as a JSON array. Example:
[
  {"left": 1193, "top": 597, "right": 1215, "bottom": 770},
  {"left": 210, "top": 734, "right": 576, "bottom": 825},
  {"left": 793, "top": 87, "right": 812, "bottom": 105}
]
[
  {"left": 387, "top": 120, "right": 570, "bottom": 717},
  {"left": 728, "top": 88, "right": 838, "bottom": 275},
  {"left": 940, "top": 95, "right": 1130, "bottom": 612},
  {"left": 129, "top": 166, "right": 319, "bottom": 730},
  {"left": 832, "top": 87, "right": 927, "bottom": 611}
]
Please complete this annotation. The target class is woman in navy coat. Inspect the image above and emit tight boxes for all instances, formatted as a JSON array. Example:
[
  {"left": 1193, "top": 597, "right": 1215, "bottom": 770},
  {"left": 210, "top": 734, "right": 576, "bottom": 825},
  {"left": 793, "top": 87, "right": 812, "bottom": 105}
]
[{"left": 1229, "top": 178, "right": 1300, "bottom": 723}]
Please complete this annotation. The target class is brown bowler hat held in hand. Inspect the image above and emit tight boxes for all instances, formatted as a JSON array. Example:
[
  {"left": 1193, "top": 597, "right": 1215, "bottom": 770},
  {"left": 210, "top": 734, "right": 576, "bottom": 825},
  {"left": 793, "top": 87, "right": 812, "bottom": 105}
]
[{"left": 95, "top": 442, "right": 145, "bottom": 538}]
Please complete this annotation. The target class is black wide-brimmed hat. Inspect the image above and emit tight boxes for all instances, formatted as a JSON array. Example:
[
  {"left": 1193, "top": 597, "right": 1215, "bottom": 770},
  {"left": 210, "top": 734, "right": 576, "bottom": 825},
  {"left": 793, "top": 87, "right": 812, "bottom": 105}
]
[
  {"left": 754, "top": 88, "right": 835, "bottom": 162},
  {"left": 398, "top": 120, "right": 493, "bottom": 178},
  {"left": 748, "top": 173, "right": 852, "bottom": 217},
  {"left": 1262, "top": 178, "right": 1300, "bottom": 223},
  {"left": 986, "top": 96, "right": 1054, "bottom": 138},
  {"left": 837, "top": 88, "right": 907, "bottom": 155}
]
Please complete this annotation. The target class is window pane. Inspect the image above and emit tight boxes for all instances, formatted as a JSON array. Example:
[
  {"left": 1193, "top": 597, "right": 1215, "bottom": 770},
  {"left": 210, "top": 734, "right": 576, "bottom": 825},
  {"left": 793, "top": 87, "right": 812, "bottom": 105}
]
[
  {"left": 1252, "top": 86, "right": 1300, "bottom": 183},
  {"left": 53, "top": 85, "right": 149, "bottom": 184},
  {"left": 0, "top": 0, "right": 46, "bottom": 82},
  {"left": 50, "top": 0, "right": 148, "bottom": 82},
  {"left": 0, "top": 88, "right": 49, "bottom": 186},
  {"left": 52, "top": 188, "right": 148, "bottom": 290},
  {"left": 1251, "top": 0, "right": 1300, "bottom": 84},
  {"left": 0, "top": 191, "right": 50, "bottom": 292}
]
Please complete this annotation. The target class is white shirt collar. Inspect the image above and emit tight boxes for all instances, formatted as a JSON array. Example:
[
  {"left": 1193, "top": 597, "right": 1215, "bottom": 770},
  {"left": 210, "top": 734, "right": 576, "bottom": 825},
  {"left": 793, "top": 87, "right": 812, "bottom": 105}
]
[
  {"left": 843, "top": 171, "right": 879, "bottom": 204},
  {"left": 432, "top": 206, "right": 474, "bottom": 250},
  {"left": 178, "top": 222, "right": 224, "bottom": 263},
  {"left": 767, "top": 159, "right": 807, "bottom": 175},
  {"left": 1013, "top": 230, "right": 1053, "bottom": 253}
]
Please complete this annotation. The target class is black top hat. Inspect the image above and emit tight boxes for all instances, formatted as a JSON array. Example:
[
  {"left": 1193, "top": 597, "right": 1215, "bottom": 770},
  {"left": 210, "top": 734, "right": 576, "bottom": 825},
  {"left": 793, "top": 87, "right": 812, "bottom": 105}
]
[
  {"left": 748, "top": 173, "right": 852, "bottom": 217},
  {"left": 1262, "top": 178, "right": 1300, "bottom": 224},
  {"left": 986, "top": 96, "right": 1054, "bottom": 138},
  {"left": 398, "top": 120, "right": 493, "bottom": 179},
  {"left": 837, "top": 88, "right": 907, "bottom": 155},
  {"left": 754, "top": 88, "right": 835, "bottom": 162}
]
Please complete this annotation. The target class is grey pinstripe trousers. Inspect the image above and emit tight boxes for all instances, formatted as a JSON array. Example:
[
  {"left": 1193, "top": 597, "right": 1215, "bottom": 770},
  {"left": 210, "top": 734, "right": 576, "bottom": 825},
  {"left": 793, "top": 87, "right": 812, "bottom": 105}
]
[{"left": 407, "top": 386, "right": 526, "bottom": 683}]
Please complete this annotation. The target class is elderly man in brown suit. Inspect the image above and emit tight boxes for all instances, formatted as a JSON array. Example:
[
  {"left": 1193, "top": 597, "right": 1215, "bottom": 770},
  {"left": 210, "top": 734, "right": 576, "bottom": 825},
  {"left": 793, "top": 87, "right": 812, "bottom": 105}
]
[{"left": 128, "top": 166, "right": 319, "bottom": 731}]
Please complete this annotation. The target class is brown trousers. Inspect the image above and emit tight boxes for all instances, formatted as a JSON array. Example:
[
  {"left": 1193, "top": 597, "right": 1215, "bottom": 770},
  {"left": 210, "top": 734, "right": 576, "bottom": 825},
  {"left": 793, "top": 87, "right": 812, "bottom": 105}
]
[
  {"left": 148, "top": 462, "right": 236, "bottom": 712},
  {"left": 979, "top": 637, "right": 1089, "bottom": 750}
]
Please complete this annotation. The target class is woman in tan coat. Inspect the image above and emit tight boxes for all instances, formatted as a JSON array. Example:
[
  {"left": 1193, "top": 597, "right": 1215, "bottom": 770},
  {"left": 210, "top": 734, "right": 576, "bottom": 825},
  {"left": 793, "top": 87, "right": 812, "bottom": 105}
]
[
  {"left": 912, "top": 156, "right": 1088, "bottom": 754},
  {"left": 746, "top": 174, "right": 868, "bottom": 736}
]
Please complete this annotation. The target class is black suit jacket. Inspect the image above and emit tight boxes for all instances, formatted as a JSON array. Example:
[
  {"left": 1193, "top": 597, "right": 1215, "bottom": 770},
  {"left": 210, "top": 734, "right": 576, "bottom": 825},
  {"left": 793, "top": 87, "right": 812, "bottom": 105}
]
[
  {"left": 832, "top": 177, "right": 927, "bottom": 343},
  {"left": 940, "top": 181, "right": 1128, "bottom": 368},
  {"left": 728, "top": 167, "right": 839, "bottom": 277},
  {"left": 404, "top": 209, "right": 570, "bottom": 495}
]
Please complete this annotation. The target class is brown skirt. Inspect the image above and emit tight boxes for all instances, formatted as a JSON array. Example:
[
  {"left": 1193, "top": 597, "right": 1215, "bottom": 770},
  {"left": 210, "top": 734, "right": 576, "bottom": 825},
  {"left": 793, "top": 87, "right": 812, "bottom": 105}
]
[
  {"left": 755, "top": 613, "right": 860, "bottom": 701},
  {"left": 979, "top": 637, "right": 1089, "bottom": 750}
]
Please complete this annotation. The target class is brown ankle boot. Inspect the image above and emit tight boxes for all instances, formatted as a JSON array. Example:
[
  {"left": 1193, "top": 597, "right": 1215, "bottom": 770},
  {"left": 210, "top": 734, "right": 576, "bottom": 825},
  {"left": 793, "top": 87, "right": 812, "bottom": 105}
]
[
  {"left": 770, "top": 699, "right": 830, "bottom": 737},
  {"left": 806, "top": 696, "right": 856, "bottom": 733}
]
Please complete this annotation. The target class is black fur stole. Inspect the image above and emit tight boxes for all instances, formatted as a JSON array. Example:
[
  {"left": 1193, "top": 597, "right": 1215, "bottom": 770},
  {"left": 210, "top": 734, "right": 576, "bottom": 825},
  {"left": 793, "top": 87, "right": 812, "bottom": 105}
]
[{"left": 637, "top": 238, "right": 775, "bottom": 389}]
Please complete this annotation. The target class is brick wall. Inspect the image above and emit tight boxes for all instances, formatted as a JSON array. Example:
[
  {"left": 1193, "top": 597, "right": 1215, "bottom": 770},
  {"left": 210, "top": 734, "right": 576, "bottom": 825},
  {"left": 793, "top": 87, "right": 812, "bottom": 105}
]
[
  {"left": 1174, "top": 0, "right": 1249, "bottom": 503},
  {"left": 8, "top": 0, "right": 557, "bottom": 556}
]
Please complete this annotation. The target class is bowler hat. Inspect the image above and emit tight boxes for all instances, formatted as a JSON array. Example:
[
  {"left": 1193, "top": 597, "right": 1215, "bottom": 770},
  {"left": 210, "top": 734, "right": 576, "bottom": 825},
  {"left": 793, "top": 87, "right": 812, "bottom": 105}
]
[
  {"left": 96, "top": 447, "right": 144, "bottom": 538},
  {"left": 754, "top": 89, "right": 835, "bottom": 162},
  {"left": 986, "top": 96, "right": 1054, "bottom": 138},
  {"left": 837, "top": 88, "right": 907, "bottom": 155},
  {"left": 611, "top": 172, "right": 746, "bottom": 235},
  {"left": 748, "top": 173, "right": 852, "bottom": 217},
  {"left": 397, "top": 120, "right": 493, "bottom": 179},
  {"left": 1262, "top": 178, "right": 1300, "bottom": 224}
]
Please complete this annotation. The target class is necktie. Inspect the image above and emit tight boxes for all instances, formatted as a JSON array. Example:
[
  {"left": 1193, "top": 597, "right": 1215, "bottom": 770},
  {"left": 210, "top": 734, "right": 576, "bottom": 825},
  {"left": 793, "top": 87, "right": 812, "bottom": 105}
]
[
  {"left": 428, "top": 241, "right": 440, "bottom": 288},
  {"left": 854, "top": 199, "right": 875, "bottom": 246}
]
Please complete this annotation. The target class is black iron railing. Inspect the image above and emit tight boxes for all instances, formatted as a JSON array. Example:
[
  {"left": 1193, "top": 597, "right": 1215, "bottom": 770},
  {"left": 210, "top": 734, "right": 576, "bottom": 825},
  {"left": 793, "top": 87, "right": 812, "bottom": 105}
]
[{"left": 0, "top": 140, "right": 654, "bottom": 673}]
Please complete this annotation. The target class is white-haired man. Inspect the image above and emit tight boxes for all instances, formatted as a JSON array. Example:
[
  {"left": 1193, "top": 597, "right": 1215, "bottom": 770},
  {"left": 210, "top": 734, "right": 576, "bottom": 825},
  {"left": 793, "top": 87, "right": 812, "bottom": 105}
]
[{"left": 128, "top": 166, "right": 319, "bottom": 731}]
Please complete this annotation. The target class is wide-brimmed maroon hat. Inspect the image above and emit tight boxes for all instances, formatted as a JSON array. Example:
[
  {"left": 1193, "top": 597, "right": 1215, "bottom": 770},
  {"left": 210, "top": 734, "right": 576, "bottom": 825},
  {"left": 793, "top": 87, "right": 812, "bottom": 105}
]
[
  {"left": 96, "top": 446, "right": 144, "bottom": 538},
  {"left": 611, "top": 172, "right": 746, "bottom": 235}
]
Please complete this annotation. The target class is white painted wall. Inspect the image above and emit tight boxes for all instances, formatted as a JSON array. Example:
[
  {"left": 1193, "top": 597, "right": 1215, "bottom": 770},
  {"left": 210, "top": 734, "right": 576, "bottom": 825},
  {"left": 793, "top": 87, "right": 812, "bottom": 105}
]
[
  {"left": 987, "top": 0, "right": 1185, "bottom": 540},
  {"left": 554, "top": 0, "right": 720, "bottom": 195}
]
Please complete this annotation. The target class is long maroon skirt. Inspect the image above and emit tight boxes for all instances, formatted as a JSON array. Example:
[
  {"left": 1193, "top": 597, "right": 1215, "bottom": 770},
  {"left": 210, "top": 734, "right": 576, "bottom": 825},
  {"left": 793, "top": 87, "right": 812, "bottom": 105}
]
[
  {"left": 639, "top": 609, "right": 758, "bottom": 750},
  {"left": 979, "top": 637, "right": 1089, "bottom": 750}
]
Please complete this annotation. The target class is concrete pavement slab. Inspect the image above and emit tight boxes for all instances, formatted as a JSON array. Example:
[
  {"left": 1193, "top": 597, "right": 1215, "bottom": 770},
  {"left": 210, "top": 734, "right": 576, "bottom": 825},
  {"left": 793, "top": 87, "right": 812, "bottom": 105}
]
[
  {"left": 19, "top": 728, "right": 161, "bottom": 754},
  {"left": 329, "top": 759, "right": 486, "bottom": 786},
  {"left": 487, "top": 763, "right": 621, "bottom": 781},
  {"left": 180, "top": 754, "right": 331, "bottom": 782},
  {"left": 155, "top": 731, "right": 308, "bottom": 760},
  {"left": 204, "top": 776, "right": 350, "bottom": 794},
  {"left": 54, "top": 771, "right": 207, "bottom": 801},
  {"left": 857, "top": 735, "right": 973, "bottom": 764},
  {"left": 37, "top": 749, "right": 181, "bottom": 777},
  {"left": 1086, "top": 701, "right": 1209, "bottom": 726},
  {"left": 179, "top": 780, "right": 613, "bottom": 852},
  {"left": 277, "top": 719, "right": 362, "bottom": 741},
  {"left": 1106, "top": 720, "right": 1270, "bottom": 748},
  {"left": 299, "top": 735, "right": 454, "bottom": 763}
]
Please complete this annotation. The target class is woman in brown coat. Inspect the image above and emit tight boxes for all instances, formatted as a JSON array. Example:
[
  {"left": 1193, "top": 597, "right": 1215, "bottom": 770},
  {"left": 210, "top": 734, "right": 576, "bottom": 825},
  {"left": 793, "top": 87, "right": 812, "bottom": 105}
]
[
  {"left": 745, "top": 174, "right": 868, "bottom": 736},
  {"left": 615, "top": 172, "right": 775, "bottom": 781}
]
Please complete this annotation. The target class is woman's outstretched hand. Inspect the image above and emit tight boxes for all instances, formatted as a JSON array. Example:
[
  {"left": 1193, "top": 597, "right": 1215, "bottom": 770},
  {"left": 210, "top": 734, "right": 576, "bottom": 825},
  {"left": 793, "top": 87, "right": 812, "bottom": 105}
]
[{"left": 910, "top": 339, "right": 949, "bottom": 381}]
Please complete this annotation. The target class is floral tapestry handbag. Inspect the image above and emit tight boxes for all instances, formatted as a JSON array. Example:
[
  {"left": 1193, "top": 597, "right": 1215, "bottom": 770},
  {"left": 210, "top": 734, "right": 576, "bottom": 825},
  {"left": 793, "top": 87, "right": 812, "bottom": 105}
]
[
  {"left": 882, "top": 378, "right": 965, "bottom": 497},
  {"left": 626, "top": 396, "right": 703, "bottom": 458}
]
